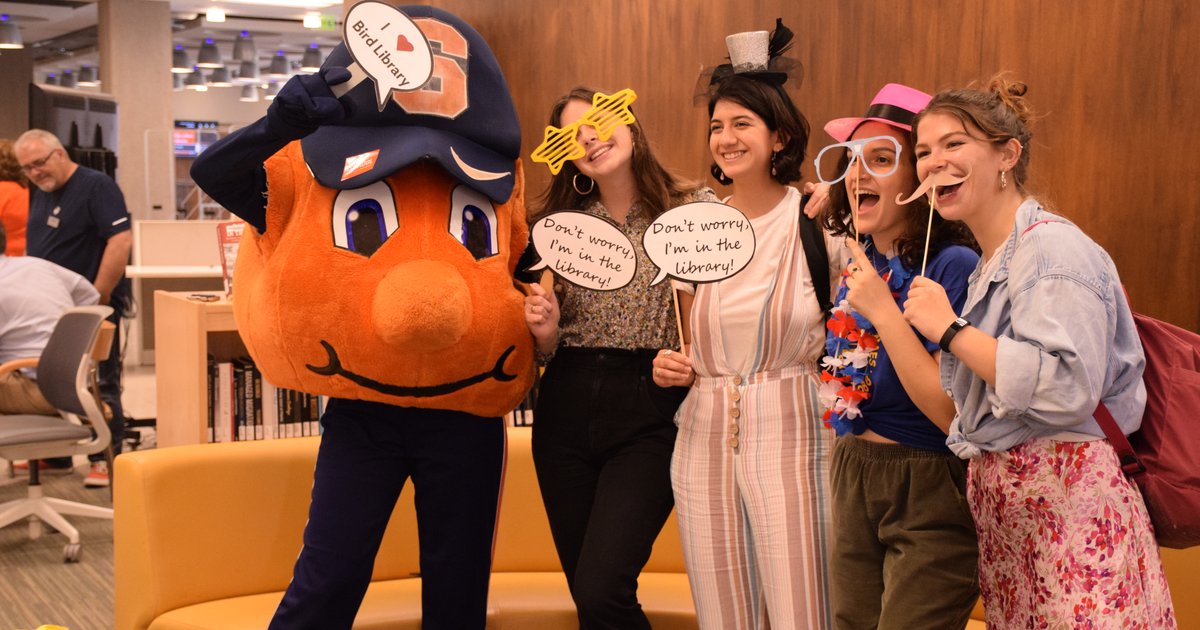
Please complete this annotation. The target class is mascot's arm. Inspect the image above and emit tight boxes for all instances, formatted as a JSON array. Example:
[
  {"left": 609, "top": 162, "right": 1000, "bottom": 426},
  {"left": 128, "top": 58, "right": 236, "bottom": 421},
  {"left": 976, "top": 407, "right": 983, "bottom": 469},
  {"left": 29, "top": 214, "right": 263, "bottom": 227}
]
[{"left": 189, "top": 67, "right": 352, "bottom": 233}]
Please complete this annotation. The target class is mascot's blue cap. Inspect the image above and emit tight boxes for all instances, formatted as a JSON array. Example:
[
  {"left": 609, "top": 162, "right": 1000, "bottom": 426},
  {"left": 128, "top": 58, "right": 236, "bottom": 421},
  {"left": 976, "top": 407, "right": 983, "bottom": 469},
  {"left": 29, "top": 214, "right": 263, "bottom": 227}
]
[{"left": 301, "top": 5, "right": 521, "bottom": 203}]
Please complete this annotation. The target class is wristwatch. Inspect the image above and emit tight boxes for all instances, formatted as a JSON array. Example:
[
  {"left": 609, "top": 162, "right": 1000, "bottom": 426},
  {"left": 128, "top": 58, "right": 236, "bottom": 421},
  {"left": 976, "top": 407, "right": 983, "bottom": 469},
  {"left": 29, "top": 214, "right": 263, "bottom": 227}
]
[{"left": 938, "top": 317, "right": 970, "bottom": 354}]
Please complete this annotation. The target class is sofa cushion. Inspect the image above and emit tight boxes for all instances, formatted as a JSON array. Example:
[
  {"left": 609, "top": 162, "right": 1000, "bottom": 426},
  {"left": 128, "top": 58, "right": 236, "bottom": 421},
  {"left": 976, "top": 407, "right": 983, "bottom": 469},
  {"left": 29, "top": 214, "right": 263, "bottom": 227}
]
[
  {"left": 148, "top": 579, "right": 434, "bottom": 630},
  {"left": 487, "top": 572, "right": 695, "bottom": 630},
  {"left": 146, "top": 572, "right": 696, "bottom": 630}
]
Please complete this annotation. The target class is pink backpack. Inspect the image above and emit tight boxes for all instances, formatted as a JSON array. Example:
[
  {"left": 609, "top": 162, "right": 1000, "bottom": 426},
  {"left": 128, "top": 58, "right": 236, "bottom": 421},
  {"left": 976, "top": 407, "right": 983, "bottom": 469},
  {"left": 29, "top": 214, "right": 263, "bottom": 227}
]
[{"left": 1024, "top": 219, "right": 1200, "bottom": 548}]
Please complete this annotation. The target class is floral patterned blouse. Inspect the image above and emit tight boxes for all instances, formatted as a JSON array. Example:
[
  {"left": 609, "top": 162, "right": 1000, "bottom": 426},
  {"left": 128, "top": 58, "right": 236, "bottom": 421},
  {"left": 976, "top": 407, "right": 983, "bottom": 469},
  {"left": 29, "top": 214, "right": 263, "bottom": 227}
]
[{"left": 552, "top": 187, "right": 717, "bottom": 354}]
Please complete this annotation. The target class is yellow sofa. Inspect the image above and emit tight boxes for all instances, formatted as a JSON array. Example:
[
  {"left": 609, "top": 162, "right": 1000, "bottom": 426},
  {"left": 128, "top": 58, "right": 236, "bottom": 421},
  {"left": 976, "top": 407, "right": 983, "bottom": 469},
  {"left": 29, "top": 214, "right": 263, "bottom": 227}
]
[
  {"left": 114, "top": 425, "right": 1200, "bottom": 629},
  {"left": 114, "top": 427, "right": 697, "bottom": 630}
]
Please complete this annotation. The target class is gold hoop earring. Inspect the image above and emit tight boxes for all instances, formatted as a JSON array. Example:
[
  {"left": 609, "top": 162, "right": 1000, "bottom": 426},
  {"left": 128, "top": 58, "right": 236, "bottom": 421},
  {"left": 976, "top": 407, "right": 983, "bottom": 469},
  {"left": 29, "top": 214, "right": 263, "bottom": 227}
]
[
  {"left": 572, "top": 173, "right": 594, "bottom": 196},
  {"left": 999, "top": 170, "right": 1008, "bottom": 191}
]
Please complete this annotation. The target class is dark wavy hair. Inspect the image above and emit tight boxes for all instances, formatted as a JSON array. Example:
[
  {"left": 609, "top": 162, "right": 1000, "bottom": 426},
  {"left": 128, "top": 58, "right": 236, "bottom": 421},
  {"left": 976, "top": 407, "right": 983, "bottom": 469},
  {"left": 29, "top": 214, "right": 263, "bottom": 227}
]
[
  {"left": 821, "top": 133, "right": 977, "bottom": 269},
  {"left": 707, "top": 75, "right": 810, "bottom": 185},
  {"left": 535, "top": 86, "right": 696, "bottom": 219},
  {"left": 0, "top": 140, "right": 28, "bottom": 187}
]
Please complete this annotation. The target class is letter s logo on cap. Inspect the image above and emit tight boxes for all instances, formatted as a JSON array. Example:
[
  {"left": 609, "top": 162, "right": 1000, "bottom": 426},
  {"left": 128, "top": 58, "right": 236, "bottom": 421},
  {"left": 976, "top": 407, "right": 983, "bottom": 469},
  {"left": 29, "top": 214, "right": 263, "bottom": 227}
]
[{"left": 391, "top": 18, "right": 469, "bottom": 119}]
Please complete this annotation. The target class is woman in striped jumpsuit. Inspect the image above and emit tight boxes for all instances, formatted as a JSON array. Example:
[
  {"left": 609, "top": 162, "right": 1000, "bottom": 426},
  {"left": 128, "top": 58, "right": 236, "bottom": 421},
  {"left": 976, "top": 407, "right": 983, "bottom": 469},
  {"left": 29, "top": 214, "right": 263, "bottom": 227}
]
[{"left": 653, "top": 44, "right": 841, "bottom": 629}]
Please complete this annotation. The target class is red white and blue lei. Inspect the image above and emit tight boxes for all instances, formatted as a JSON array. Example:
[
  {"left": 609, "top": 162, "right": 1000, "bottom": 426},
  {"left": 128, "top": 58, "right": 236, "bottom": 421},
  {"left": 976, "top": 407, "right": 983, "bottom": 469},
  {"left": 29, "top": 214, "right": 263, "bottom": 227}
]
[{"left": 819, "top": 242, "right": 910, "bottom": 435}]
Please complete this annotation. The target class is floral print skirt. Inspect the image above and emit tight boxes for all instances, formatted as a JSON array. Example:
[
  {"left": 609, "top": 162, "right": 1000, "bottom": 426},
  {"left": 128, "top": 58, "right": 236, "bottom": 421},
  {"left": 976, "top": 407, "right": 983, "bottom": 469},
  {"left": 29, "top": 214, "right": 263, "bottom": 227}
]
[{"left": 968, "top": 437, "right": 1176, "bottom": 629}]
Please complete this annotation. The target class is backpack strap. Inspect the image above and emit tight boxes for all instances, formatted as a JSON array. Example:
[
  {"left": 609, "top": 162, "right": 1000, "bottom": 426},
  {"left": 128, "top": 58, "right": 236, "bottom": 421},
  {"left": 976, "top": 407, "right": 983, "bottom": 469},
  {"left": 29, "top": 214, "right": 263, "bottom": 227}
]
[
  {"left": 1019, "top": 218, "right": 1062, "bottom": 237},
  {"left": 1094, "top": 402, "right": 1147, "bottom": 476},
  {"left": 797, "top": 193, "right": 832, "bottom": 315}
]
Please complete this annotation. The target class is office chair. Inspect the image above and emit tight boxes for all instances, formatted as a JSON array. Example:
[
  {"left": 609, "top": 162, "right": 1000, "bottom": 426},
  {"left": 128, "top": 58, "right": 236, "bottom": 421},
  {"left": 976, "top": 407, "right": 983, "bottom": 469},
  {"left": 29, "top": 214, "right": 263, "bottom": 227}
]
[{"left": 0, "top": 305, "right": 115, "bottom": 562}]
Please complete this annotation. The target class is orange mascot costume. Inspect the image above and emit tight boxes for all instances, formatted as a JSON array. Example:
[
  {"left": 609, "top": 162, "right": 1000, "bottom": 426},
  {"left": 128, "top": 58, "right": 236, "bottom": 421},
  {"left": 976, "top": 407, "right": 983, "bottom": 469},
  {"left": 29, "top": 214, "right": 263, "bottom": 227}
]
[{"left": 190, "top": 6, "right": 532, "bottom": 629}]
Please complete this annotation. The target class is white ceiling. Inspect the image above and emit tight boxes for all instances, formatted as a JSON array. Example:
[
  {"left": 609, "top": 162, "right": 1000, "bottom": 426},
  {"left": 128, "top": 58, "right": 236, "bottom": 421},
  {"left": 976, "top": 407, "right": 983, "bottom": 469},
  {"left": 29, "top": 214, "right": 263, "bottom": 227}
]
[{"left": 0, "top": 0, "right": 346, "bottom": 80}]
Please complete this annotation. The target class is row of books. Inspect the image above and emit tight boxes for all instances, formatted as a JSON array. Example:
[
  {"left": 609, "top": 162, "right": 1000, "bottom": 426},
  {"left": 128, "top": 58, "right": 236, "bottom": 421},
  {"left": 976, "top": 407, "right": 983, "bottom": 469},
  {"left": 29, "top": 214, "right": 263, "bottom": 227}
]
[
  {"left": 206, "top": 356, "right": 324, "bottom": 443},
  {"left": 206, "top": 356, "right": 539, "bottom": 440},
  {"left": 504, "top": 407, "right": 534, "bottom": 427}
]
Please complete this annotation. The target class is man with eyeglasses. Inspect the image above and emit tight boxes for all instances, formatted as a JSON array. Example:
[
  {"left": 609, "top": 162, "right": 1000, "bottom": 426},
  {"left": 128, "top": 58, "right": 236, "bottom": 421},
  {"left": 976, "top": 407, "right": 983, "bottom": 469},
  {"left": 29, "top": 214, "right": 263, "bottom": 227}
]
[{"left": 13, "top": 129, "right": 132, "bottom": 488}]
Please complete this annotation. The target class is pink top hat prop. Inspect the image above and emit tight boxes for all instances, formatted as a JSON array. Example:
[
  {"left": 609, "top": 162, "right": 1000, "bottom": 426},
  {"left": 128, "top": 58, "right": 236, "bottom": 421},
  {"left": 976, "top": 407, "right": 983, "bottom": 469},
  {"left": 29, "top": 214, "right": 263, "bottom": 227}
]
[{"left": 824, "top": 83, "right": 932, "bottom": 142}]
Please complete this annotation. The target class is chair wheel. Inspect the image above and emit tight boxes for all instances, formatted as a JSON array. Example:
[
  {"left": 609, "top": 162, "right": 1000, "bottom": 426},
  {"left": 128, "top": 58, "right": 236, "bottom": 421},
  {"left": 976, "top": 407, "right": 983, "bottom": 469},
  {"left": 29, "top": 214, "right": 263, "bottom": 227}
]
[{"left": 63, "top": 543, "right": 81, "bottom": 563}]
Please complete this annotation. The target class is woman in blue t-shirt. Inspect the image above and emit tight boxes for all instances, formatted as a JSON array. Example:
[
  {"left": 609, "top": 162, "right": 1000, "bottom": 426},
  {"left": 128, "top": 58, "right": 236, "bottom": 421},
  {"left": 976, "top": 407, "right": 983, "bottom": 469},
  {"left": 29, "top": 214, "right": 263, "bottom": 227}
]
[{"left": 815, "top": 84, "right": 981, "bottom": 629}]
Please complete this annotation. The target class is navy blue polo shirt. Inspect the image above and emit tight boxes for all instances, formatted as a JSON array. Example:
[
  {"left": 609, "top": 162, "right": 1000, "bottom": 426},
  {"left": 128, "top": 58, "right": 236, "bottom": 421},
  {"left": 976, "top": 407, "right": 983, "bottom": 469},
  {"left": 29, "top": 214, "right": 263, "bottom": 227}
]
[{"left": 26, "top": 166, "right": 131, "bottom": 284}]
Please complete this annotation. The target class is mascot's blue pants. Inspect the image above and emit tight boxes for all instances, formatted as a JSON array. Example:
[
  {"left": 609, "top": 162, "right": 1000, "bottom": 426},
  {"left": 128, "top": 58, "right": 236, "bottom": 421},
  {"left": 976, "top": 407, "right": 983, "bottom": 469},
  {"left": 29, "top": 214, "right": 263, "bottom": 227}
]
[{"left": 268, "top": 399, "right": 505, "bottom": 630}]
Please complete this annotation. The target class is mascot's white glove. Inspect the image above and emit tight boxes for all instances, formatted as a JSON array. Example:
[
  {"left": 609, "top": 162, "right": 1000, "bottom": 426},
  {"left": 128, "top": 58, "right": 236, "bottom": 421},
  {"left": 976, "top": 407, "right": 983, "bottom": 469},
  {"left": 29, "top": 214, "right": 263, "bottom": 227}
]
[{"left": 267, "top": 67, "right": 352, "bottom": 141}]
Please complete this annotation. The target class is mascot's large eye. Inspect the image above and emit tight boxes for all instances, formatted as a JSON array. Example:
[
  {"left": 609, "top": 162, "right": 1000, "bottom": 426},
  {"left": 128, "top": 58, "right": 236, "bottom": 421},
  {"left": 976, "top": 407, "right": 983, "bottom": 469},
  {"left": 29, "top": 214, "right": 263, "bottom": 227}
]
[
  {"left": 331, "top": 181, "right": 399, "bottom": 257},
  {"left": 447, "top": 185, "right": 498, "bottom": 260}
]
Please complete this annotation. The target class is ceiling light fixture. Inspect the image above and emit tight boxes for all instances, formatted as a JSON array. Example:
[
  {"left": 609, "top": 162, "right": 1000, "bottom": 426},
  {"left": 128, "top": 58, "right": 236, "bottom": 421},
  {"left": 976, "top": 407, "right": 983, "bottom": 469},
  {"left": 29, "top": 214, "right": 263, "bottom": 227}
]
[
  {"left": 264, "top": 82, "right": 281, "bottom": 100},
  {"left": 302, "top": 13, "right": 321, "bottom": 29},
  {"left": 172, "top": 45, "right": 193, "bottom": 73},
  {"left": 185, "top": 68, "right": 209, "bottom": 91},
  {"left": 266, "top": 51, "right": 289, "bottom": 78},
  {"left": 206, "top": 8, "right": 226, "bottom": 23},
  {"left": 239, "top": 85, "right": 260, "bottom": 102},
  {"left": 208, "top": 67, "right": 233, "bottom": 87},
  {"left": 59, "top": 69, "right": 77, "bottom": 89},
  {"left": 232, "top": 31, "right": 255, "bottom": 62},
  {"left": 77, "top": 65, "right": 99, "bottom": 87},
  {"left": 0, "top": 14, "right": 23, "bottom": 50},
  {"left": 300, "top": 44, "right": 322, "bottom": 73},
  {"left": 196, "top": 38, "right": 224, "bottom": 69},
  {"left": 44, "top": 72, "right": 58, "bottom": 86},
  {"left": 173, "top": 74, "right": 185, "bottom": 91},
  {"left": 234, "top": 59, "right": 259, "bottom": 84}
]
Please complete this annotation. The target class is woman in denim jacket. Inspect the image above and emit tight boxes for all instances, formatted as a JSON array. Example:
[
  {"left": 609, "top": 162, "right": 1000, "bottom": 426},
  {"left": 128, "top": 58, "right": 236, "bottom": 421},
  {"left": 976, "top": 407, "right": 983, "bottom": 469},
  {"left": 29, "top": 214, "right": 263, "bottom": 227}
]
[{"left": 901, "top": 75, "right": 1176, "bottom": 628}]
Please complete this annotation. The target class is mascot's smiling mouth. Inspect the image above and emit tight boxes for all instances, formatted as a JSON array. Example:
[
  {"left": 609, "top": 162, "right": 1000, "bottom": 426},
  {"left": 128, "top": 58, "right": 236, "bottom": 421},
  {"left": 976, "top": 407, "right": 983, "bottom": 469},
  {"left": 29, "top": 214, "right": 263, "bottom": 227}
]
[{"left": 306, "top": 340, "right": 518, "bottom": 397}]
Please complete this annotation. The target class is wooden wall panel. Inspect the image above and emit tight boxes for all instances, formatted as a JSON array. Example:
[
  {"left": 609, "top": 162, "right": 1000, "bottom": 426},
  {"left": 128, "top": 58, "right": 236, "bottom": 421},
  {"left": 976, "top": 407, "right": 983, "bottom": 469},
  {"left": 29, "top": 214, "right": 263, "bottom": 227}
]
[{"left": 351, "top": 0, "right": 1198, "bottom": 331}]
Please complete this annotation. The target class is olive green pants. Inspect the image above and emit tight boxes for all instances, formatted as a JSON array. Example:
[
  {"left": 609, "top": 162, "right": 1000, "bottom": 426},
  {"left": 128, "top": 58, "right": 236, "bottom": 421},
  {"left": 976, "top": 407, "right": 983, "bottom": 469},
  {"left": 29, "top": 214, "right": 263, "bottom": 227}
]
[{"left": 829, "top": 435, "right": 979, "bottom": 630}]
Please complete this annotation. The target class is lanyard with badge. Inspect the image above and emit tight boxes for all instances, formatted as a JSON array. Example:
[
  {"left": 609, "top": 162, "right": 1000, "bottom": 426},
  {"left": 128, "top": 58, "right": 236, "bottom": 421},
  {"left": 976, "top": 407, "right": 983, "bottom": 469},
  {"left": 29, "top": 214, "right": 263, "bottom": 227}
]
[{"left": 47, "top": 206, "right": 61, "bottom": 228}]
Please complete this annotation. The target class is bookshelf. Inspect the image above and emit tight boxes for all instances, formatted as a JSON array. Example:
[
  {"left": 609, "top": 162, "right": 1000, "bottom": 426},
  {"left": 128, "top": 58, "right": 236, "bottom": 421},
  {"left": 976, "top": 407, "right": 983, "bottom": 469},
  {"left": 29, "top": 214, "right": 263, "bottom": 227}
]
[{"left": 153, "top": 290, "right": 243, "bottom": 447}]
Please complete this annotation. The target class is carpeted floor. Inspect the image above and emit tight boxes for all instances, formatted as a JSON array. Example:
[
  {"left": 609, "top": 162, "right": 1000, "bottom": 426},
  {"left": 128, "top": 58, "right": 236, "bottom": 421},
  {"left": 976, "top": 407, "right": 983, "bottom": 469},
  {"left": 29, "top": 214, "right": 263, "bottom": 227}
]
[{"left": 0, "top": 463, "right": 114, "bottom": 630}]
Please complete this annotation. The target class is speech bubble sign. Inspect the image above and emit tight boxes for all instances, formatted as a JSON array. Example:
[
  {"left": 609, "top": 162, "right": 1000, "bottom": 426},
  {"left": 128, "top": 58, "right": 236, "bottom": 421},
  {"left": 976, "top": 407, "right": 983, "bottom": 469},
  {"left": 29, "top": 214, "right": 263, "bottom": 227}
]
[
  {"left": 344, "top": 1, "right": 434, "bottom": 112},
  {"left": 527, "top": 211, "right": 638, "bottom": 291},
  {"left": 644, "top": 201, "right": 756, "bottom": 286}
]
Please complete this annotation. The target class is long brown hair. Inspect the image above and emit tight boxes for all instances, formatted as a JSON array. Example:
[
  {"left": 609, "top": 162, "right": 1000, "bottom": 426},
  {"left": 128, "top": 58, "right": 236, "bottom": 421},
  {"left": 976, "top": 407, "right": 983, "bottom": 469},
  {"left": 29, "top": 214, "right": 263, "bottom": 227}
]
[
  {"left": 535, "top": 86, "right": 696, "bottom": 218},
  {"left": 822, "top": 133, "right": 976, "bottom": 269}
]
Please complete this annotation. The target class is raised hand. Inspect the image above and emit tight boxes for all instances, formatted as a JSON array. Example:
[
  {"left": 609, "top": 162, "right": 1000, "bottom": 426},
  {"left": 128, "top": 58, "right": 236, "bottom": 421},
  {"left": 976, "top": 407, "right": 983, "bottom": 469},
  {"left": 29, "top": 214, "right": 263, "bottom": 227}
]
[
  {"left": 843, "top": 239, "right": 900, "bottom": 323},
  {"left": 524, "top": 280, "right": 560, "bottom": 354},
  {"left": 267, "top": 67, "right": 353, "bottom": 140},
  {"left": 902, "top": 276, "right": 957, "bottom": 342}
]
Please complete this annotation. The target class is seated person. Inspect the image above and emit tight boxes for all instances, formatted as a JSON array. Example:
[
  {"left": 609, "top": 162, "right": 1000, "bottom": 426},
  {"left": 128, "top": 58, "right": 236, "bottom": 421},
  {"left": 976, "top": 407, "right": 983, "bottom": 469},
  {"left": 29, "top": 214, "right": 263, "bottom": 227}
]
[{"left": 0, "top": 222, "right": 100, "bottom": 471}]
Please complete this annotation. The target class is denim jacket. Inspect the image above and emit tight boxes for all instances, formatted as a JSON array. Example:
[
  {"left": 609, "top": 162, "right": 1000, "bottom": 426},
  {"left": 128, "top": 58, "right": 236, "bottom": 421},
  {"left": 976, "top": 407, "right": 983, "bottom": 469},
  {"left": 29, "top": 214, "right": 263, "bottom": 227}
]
[{"left": 943, "top": 199, "right": 1146, "bottom": 458}]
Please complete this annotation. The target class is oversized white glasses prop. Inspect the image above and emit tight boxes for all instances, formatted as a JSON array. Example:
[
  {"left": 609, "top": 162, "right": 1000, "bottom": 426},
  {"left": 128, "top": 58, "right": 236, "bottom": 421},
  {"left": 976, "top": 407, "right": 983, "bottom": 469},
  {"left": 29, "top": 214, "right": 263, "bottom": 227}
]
[
  {"left": 896, "top": 169, "right": 971, "bottom": 276},
  {"left": 814, "top": 135, "right": 903, "bottom": 244},
  {"left": 814, "top": 135, "right": 903, "bottom": 185}
]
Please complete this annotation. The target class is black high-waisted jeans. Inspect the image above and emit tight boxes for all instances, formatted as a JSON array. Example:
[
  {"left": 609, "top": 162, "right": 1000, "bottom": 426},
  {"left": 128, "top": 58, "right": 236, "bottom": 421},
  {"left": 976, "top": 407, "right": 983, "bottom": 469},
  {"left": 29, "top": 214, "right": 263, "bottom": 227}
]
[{"left": 532, "top": 347, "right": 688, "bottom": 630}]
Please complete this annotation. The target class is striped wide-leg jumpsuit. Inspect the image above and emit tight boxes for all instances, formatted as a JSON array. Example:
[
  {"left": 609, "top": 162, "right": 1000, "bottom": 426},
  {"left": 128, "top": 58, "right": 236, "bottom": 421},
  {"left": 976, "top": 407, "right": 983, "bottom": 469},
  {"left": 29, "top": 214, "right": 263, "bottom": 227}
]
[{"left": 671, "top": 204, "right": 835, "bottom": 630}]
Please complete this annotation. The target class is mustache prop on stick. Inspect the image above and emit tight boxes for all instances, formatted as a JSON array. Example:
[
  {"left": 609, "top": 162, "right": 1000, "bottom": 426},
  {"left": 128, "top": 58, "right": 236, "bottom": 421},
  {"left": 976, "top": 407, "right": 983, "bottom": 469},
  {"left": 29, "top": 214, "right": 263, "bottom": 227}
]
[{"left": 896, "top": 170, "right": 970, "bottom": 276}]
